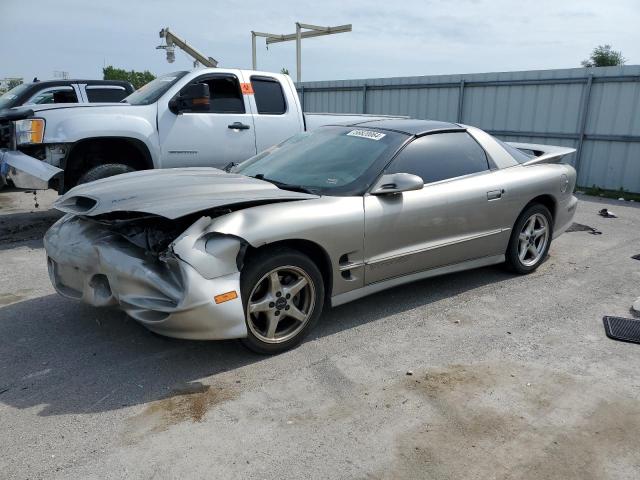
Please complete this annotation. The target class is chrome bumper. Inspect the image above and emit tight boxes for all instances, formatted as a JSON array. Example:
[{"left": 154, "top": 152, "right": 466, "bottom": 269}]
[
  {"left": 44, "top": 215, "right": 247, "bottom": 340},
  {"left": 0, "top": 149, "right": 63, "bottom": 190}
]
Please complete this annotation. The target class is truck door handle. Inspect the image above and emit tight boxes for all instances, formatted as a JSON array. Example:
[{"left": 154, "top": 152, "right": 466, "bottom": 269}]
[
  {"left": 228, "top": 122, "right": 250, "bottom": 130},
  {"left": 487, "top": 189, "right": 504, "bottom": 200}
]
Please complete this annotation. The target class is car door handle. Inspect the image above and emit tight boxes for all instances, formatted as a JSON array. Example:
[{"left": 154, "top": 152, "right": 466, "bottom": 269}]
[
  {"left": 228, "top": 122, "right": 250, "bottom": 130},
  {"left": 487, "top": 189, "right": 504, "bottom": 200}
]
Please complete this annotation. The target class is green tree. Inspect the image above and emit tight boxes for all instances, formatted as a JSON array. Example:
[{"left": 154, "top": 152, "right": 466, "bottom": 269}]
[
  {"left": 7, "top": 78, "right": 23, "bottom": 90},
  {"left": 581, "top": 45, "right": 626, "bottom": 67},
  {"left": 280, "top": 68, "right": 290, "bottom": 75},
  {"left": 103, "top": 66, "right": 155, "bottom": 89}
]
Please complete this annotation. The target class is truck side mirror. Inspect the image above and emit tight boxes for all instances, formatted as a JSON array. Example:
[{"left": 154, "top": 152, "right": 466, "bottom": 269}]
[{"left": 170, "top": 83, "right": 210, "bottom": 114}]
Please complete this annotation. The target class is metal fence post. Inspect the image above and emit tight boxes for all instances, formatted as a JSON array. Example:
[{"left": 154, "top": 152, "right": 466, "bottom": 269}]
[
  {"left": 362, "top": 84, "right": 368, "bottom": 114},
  {"left": 574, "top": 74, "right": 593, "bottom": 178},
  {"left": 457, "top": 79, "right": 465, "bottom": 123}
]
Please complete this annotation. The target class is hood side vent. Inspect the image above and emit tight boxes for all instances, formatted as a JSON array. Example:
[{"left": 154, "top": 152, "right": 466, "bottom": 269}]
[{"left": 56, "top": 195, "right": 98, "bottom": 214}]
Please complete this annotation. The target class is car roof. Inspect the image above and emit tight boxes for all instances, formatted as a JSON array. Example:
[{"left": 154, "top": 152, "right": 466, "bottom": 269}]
[{"left": 346, "top": 118, "right": 463, "bottom": 135}]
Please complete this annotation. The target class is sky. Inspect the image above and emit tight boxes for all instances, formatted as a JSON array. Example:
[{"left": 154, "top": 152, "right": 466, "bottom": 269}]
[{"left": 1, "top": 0, "right": 639, "bottom": 83}]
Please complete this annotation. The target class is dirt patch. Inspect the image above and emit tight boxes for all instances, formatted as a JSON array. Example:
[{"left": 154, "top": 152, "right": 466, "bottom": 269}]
[
  {"left": 372, "top": 363, "right": 640, "bottom": 480},
  {"left": 0, "top": 289, "right": 33, "bottom": 306},
  {"left": 123, "top": 382, "right": 239, "bottom": 442},
  {"left": 0, "top": 210, "right": 63, "bottom": 246}
]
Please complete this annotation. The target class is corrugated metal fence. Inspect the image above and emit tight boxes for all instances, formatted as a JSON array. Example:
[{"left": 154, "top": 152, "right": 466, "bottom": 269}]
[{"left": 298, "top": 66, "right": 640, "bottom": 193}]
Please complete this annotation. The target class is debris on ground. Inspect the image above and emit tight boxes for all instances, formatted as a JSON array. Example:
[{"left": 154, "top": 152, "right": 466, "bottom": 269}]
[
  {"left": 632, "top": 298, "right": 640, "bottom": 316},
  {"left": 406, "top": 370, "right": 413, "bottom": 376},
  {"left": 631, "top": 254, "right": 640, "bottom": 261},
  {"left": 598, "top": 208, "right": 617, "bottom": 218},
  {"left": 566, "top": 223, "right": 602, "bottom": 235}
]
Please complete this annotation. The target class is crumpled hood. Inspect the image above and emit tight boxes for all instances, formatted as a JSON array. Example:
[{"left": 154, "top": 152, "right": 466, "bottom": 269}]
[{"left": 54, "top": 167, "right": 319, "bottom": 219}]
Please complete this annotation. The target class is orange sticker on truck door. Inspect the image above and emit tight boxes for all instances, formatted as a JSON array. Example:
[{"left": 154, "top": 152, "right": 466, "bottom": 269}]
[{"left": 240, "top": 83, "right": 254, "bottom": 94}]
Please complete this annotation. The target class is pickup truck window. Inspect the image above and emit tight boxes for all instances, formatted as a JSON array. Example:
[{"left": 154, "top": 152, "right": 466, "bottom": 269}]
[
  {"left": 125, "top": 71, "right": 188, "bottom": 105},
  {"left": 251, "top": 76, "right": 286, "bottom": 115},
  {"left": 26, "top": 86, "right": 78, "bottom": 105},
  {"left": 85, "top": 86, "right": 128, "bottom": 103},
  {"left": 0, "top": 83, "right": 31, "bottom": 109},
  {"left": 195, "top": 76, "right": 245, "bottom": 114}
]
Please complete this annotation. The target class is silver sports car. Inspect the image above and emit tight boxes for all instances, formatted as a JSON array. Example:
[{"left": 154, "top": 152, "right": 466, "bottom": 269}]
[{"left": 44, "top": 119, "right": 577, "bottom": 353}]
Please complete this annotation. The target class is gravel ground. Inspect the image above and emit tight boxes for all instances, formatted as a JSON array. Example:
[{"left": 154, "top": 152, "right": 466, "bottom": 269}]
[{"left": 0, "top": 188, "right": 639, "bottom": 480}]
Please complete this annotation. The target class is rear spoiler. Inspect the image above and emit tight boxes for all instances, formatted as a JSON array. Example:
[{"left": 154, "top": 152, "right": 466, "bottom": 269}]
[{"left": 507, "top": 142, "right": 576, "bottom": 166}]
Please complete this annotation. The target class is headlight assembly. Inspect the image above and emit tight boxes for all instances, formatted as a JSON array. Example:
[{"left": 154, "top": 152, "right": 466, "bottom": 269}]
[{"left": 15, "top": 118, "right": 45, "bottom": 145}]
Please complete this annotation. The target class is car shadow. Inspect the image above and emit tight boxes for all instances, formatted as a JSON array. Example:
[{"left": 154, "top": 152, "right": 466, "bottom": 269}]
[{"left": 0, "top": 265, "right": 515, "bottom": 417}]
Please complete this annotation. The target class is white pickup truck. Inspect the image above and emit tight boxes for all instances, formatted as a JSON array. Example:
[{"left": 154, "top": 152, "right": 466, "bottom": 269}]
[{"left": 0, "top": 69, "right": 396, "bottom": 192}]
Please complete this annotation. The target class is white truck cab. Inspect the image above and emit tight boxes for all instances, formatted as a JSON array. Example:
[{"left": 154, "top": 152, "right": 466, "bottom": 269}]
[{"left": 0, "top": 68, "right": 397, "bottom": 192}]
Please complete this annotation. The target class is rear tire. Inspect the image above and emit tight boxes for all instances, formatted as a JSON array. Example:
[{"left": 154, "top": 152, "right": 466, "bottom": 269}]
[
  {"left": 240, "top": 247, "right": 324, "bottom": 354},
  {"left": 505, "top": 204, "right": 553, "bottom": 274},
  {"left": 77, "top": 163, "right": 136, "bottom": 185}
]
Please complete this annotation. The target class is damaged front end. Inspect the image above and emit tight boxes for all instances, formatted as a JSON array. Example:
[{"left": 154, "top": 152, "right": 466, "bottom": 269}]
[
  {"left": 44, "top": 210, "right": 249, "bottom": 340},
  {"left": 0, "top": 108, "right": 64, "bottom": 190}
]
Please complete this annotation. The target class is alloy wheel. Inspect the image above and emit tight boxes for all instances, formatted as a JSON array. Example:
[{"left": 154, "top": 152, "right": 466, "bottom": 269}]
[
  {"left": 246, "top": 265, "right": 316, "bottom": 344},
  {"left": 517, "top": 213, "right": 550, "bottom": 267}
]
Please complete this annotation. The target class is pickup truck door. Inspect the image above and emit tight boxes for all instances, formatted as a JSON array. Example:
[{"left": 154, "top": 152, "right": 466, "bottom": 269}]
[
  {"left": 245, "top": 74, "right": 304, "bottom": 153},
  {"left": 157, "top": 71, "right": 257, "bottom": 169}
]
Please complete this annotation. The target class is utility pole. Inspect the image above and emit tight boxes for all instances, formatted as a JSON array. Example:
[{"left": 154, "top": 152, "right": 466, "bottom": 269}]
[{"left": 251, "top": 23, "right": 352, "bottom": 82}]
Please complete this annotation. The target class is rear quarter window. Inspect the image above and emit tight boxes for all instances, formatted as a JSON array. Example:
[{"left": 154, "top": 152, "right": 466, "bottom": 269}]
[
  {"left": 495, "top": 138, "right": 535, "bottom": 163},
  {"left": 86, "top": 87, "right": 128, "bottom": 102},
  {"left": 251, "top": 76, "right": 286, "bottom": 115}
]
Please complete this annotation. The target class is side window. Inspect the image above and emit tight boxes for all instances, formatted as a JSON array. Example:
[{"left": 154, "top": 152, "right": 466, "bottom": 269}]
[
  {"left": 86, "top": 86, "right": 128, "bottom": 102},
  {"left": 251, "top": 76, "right": 286, "bottom": 114},
  {"left": 26, "top": 87, "right": 78, "bottom": 105},
  {"left": 387, "top": 132, "right": 489, "bottom": 184},
  {"left": 196, "top": 76, "right": 245, "bottom": 114}
]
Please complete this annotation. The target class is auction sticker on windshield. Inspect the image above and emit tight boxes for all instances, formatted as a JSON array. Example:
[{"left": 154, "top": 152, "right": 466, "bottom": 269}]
[{"left": 346, "top": 130, "right": 386, "bottom": 141}]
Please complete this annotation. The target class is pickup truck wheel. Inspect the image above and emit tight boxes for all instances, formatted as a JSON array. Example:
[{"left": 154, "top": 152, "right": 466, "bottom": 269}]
[
  {"left": 77, "top": 163, "right": 136, "bottom": 185},
  {"left": 241, "top": 248, "right": 324, "bottom": 355}
]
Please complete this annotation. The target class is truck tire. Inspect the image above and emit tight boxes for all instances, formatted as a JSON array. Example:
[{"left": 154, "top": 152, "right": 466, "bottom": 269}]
[{"left": 77, "top": 163, "right": 136, "bottom": 185}]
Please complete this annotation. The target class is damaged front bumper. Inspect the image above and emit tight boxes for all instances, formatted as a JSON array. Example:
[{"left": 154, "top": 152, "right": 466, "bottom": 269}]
[
  {"left": 0, "top": 149, "right": 63, "bottom": 190},
  {"left": 43, "top": 215, "right": 248, "bottom": 340}
]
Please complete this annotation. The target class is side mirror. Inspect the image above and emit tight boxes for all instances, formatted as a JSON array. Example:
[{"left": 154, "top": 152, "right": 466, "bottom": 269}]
[
  {"left": 169, "top": 83, "right": 210, "bottom": 114},
  {"left": 370, "top": 173, "right": 424, "bottom": 195}
]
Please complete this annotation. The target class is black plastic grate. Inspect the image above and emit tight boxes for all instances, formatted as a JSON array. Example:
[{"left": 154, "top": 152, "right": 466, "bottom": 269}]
[{"left": 603, "top": 316, "right": 640, "bottom": 344}]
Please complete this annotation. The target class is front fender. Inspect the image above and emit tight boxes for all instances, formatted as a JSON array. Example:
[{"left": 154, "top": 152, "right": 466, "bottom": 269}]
[
  {"left": 39, "top": 105, "right": 160, "bottom": 166},
  {"left": 204, "top": 196, "right": 366, "bottom": 297}
]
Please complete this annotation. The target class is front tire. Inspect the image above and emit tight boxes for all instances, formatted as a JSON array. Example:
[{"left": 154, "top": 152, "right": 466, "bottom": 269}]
[
  {"left": 505, "top": 204, "right": 553, "bottom": 274},
  {"left": 240, "top": 248, "right": 325, "bottom": 354},
  {"left": 77, "top": 163, "right": 136, "bottom": 185}
]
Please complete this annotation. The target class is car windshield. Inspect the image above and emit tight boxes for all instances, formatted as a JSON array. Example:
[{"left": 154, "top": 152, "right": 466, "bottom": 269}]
[
  {"left": 234, "top": 126, "right": 408, "bottom": 196},
  {"left": 0, "top": 83, "right": 31, "bottom": 109},
  {"left": 124, "top": 71, "right": 188, "bottom": 105}
]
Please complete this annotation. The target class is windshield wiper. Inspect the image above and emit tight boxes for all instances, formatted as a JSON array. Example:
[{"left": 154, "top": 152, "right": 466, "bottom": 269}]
[{"left": 251, "top": 174, "right": 319, "bottom": 195}]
